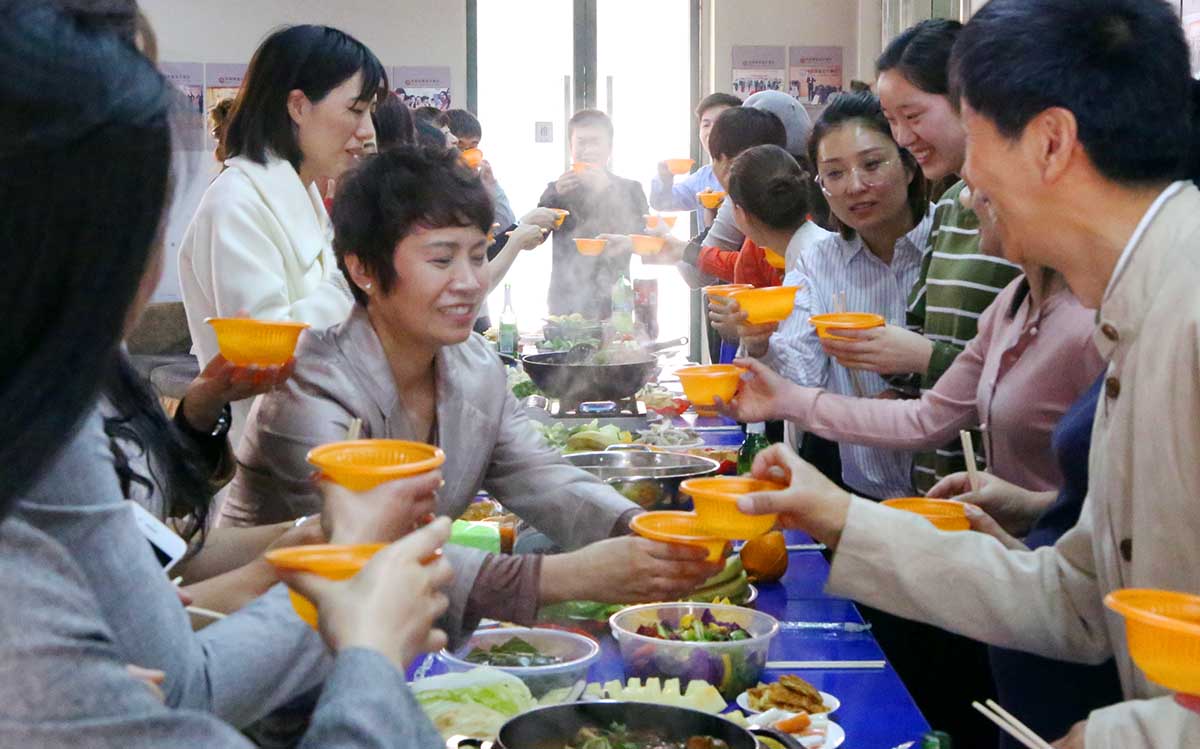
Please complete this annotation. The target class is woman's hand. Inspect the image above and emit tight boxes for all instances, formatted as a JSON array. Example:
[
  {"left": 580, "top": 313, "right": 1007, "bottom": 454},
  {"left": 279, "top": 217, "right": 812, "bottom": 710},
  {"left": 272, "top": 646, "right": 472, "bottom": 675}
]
[
  {"left": 1051, "top": 720, "right": 1086, "bottom": 749},
  {"left": 266, "top": 515, "right": 326, "bottom": 551},
  {"left": 737, "top": 444, "right": 853, "bottom": 548},
  {"left": 519, "top": 207, "right": 560, "bottom": 230},
  {"left": 706, "top": 298, "right": 741, "bottom": 343},
  {"left": 818, "top": 325, "right": 933, "bottom": 375},
  {"left": 281, "top": 518, "right": 455, "bottom": 671},
  {"left": 962, "top": 504, "right": 1028, "bottom": 550},
  {"left": 182, "top": 354, "right": 295, "bottom": 432},
  {"left": 320, "top": 470, "right": 442, "bottom": 545},
  {"left": 927, "top": 471, "right": 1053, "bottom": 538},
  {"left": 506, "top": 223, "right": 549, "bottom": 252},
  {"left": 543, "top": 536, "right": 724, "bottom": 605},
  {"left": 733, "top": 305, "right": 779, "bottom": 359},
  {"left": 126, "top": 665, "right": 166, "bottom": 703},
  {"left": 714, "top": 358, "right": 796, "bottom": 423}
]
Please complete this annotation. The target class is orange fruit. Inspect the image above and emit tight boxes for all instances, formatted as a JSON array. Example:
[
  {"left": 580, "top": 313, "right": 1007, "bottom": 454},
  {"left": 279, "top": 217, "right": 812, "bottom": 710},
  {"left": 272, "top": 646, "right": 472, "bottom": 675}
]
[{"left": 740, "top": 530, "right": 788, "bottom": 583}]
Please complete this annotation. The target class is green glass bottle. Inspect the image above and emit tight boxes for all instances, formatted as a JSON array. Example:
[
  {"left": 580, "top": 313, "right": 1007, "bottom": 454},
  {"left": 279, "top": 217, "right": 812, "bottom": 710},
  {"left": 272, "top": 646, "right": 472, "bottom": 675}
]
[
  {"left": 737, "top": 422, "right": 770, "bottom": 475},
  {"left": 498, "top": 284, "right": 518, "bottom": 356}
]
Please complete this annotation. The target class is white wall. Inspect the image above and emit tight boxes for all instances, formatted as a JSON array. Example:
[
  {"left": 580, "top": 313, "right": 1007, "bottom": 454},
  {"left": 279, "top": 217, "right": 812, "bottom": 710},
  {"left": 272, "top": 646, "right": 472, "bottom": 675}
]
[
  {"left": 706, "top": 0, "right": 880, "bottom": 93},
  {"left": 138, "top": 0, "right": 466, "bottom": 301}
]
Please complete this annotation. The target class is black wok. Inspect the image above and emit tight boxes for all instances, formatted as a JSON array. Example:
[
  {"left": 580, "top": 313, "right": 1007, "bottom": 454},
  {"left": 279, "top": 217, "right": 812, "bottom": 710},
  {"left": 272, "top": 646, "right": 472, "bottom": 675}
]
[
  {"left": 449, "top": 701, "right": 802, "bottom": 749},
  {"left": 521, "top": 351, "right": 656, "bottom": 404}
]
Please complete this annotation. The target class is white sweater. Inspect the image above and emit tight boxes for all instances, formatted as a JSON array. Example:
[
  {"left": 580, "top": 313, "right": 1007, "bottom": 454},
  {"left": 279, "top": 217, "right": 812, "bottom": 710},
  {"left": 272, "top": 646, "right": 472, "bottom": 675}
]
[{"left": 178, "top": 153, "right": 352, "bottom": 369}]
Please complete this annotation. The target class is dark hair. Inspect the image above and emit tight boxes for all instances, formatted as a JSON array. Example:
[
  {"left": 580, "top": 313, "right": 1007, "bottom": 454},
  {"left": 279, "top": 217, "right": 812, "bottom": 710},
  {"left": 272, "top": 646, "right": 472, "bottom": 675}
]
[
  {"left": 0, "top": 1, "right": 172, "bottom": 517},
  {"left": 728, "top": 144, "right": 811, "bottom": 232},
  {"left": 223, "top": 25, "right": 387, "bottom": 171},
  {"left": 876, "top": 18, "right": 961, "bottom": 96},
  {"left": 372, "top": 91, "right": 414, "bottom": 151},
  {"left": 413, "top": 106, "right": 448, "bottom": 128},
  {"left": 708, "top": 107, "right": 786, "bottom": 162},
  {"left": 696, "top": 92, "right": 742, "bottom": 119},
  {"left": 414, "top": 119, "right": 449, "bottom": 149},
  {"left": 807, "top": 92, "right": 927, "bottom": 240},
  {"left": 568, "top": 109, "right": 614, "bottom": 141},
  {"left": 952, "top": 0, "right": 1196, "bottom": 185},
  {"left": 332, "top": 146, "right": 494, "bottom": 305},
  {"left": 446, "top": 108, "right": 482, "bottom": 141},
  {"left": 103, "top": 356, "right": 213, "bottom": 543}
]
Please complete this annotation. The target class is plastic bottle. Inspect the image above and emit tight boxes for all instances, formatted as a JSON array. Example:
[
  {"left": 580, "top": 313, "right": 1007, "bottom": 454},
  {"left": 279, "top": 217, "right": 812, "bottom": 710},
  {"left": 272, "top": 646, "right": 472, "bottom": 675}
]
[
  {"left": 611, "top": 274, "right": 635, "bottom": 334},
  {"left": 738, "top": 422, "right": 771, "bottom": 475}
]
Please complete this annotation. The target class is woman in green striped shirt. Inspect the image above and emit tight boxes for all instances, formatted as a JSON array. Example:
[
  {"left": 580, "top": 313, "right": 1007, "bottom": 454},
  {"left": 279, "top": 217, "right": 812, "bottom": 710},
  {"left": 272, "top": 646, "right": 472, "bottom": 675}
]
[{"left": 819, "top": 19, "right": 1020, "bottom": 493}]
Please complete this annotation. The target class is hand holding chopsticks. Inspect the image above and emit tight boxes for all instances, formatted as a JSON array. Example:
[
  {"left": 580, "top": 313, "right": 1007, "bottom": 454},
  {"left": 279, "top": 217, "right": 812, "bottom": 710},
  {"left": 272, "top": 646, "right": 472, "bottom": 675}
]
[{"left": 960, "top": 429, "right": 981, "bottom": 494}]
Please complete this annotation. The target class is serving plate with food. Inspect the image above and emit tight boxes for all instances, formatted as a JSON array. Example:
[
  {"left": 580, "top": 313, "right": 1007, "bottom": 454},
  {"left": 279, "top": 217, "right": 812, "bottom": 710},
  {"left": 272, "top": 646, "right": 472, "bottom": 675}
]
[
  {"left": 729, "top": 708, "right": 845, "bottom": 749},
  {"left": 735, "top": 675, "right": 840, "bottom": 714}
]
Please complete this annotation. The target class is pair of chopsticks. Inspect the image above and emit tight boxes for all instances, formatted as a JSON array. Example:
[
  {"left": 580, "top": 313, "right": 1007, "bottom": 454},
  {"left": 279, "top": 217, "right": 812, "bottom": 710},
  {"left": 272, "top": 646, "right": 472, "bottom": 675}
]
[
  {"left": 172, "top": 576, "right": 228, "bottom": 622},
  {"left": 832, "top": 291, "right": 867, "bottom": 398},
  {"left": 960, "top": 429, "right": 982, "bottom": 494},
  {"left": 766, "top": 659, "right": 885, "bottom": 669},
  {"left": 972, "top": 699, "right": 1053, "bottom": 749}
]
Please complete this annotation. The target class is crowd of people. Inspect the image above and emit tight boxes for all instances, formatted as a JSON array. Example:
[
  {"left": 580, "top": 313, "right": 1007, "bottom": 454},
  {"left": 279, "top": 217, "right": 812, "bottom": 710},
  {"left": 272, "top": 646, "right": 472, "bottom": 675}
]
[{"left": 1, "top": 0, "right": 1198, "bottom": 747}]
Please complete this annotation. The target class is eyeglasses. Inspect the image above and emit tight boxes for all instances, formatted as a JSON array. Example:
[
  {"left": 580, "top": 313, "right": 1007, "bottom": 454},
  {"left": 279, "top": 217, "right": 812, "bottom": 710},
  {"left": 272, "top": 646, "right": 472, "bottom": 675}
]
[{"left": 814, "top": 157, "right": 899, "bottom": 197}]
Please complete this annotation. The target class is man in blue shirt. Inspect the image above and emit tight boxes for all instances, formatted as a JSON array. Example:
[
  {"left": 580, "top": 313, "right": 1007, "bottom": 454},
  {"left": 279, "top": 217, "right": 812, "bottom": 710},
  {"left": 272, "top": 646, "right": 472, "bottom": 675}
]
[{"left": 649, "top": 92, "right": 741, "bottom": 226}]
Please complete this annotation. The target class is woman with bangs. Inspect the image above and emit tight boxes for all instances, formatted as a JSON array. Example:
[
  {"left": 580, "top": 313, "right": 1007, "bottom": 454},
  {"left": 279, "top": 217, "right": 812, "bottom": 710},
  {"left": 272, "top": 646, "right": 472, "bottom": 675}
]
[
  {"left": 179, "top": 25, "right": 386, "bottom": 441},
  {"left": 228, "top": 146, "right": 723, "bottom": 645}
]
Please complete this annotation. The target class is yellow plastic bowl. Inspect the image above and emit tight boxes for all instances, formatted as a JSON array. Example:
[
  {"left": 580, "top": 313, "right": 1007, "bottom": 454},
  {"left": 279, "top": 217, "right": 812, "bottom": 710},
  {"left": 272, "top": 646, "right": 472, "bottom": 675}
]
[
  {"left": 574, "top": 238, "right": 607, "bottom": 256},
  {"left": 307, "top": 439, "right": 446, "bottom": 491},
  {"left": 645, "top": 215, "right": 679, "bottom": 231},
  {"left": 461, "top": 147, "right": 484, "bottom": 170},
  {"left": 631, "top": 511, "right": 728, "bottom": 562},
  {"left": 703, "top": 284, "right": 754, "bottom": 301},
  {"left": 572, "top": 162, "right": 597, "bottom": 174},
  {"left": 630, "top": 234, "right": 666, "bottom": 256},
  {"left": 762, "top": 247, "right": 786, "bottom": 270},
  {"left": 881, "top": 497, "right": 971, "bottom": 532},
  {"left": 265, "top": 543, "right": 385, "bottom": 627},
  {"left": 206, "top": 318, "right": 309, "bottom": 367},
  {"left": 729, "top": 286, "right": 800, "bottom": 325},
  {"left": 1106, "top": 588, "right": 1200, "bottom": 695},
  {"left": 666, "top": 158, "right": 695, "bottom": 175},
  {"left": 676, "top": 364, "right": 744, "bottom": 412},
  {"left": 697, "top": 190, "right": 727, "bottom": 209},
  {"left": 552, "top": 209, "right": 570, "bottom": 228},
  {"left": 682, "top": 477, "right": 783, "bottom": 540},
  {"left": 809, "top": 312, "right": 886, "bottom": 341}
]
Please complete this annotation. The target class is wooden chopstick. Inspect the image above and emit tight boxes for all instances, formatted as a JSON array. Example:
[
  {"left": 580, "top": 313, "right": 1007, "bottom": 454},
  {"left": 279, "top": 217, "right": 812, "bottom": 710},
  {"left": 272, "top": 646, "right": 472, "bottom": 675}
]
[
  {"left": 766, "top": 660, "right": 885, "bottom": 670},
  {"left": 960, "top": 429, "right": 981, "bottom": 495},
  {"left": 346, "top": 418, "right": 362, "bottom": 441},
  {"left": 972, "top": 701, "right": 1052, "bottom": 749},
  {"left": 186, "top": 605, "right": 228, "bottom": 621}
]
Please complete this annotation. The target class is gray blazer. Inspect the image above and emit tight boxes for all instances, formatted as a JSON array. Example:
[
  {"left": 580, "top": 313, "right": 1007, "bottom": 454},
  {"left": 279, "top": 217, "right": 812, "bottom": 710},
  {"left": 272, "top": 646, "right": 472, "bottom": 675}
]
[
  {"left": 0, "top": 516, "right": 443, "bottom": 748},
  {"left": 225, "top": 305, "right": 638, "bottom": 640}
]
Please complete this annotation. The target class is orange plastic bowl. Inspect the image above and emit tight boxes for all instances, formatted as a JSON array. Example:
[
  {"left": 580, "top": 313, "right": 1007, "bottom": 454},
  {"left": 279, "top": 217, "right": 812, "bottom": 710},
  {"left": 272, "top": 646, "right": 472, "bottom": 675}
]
[
  {"left": 729, "top": 286, "right": 800, "bottom": 325},
  {"left": 809, "top": 312, "right": 886, "bottom": 341},
  {"left": 574, "top": 238, "right": 607, "bottom": 256},
  {"left": 1105, "top": 588, "right": 1200, "bottom": 695},
  {"left": 572, "top": 162, "right": 597, "bottom": 174},
  {"left": 630, "top": 234, "right": 666, "bottom": 256},
  {"left": 206, "top": 318, "right": 309, "bottom": 367},
  {"left": 681, "top": 477, "right": 783, "bottom": 540},
  {"left": 703, "top": 284, "right": 754, "bottom": 300},
  {"left": 552, "top": 209, "right": 570, "bottom": 228},
  {"left": 762, "top": 247, "right": 786, "bottom": 270},
  {"left": 265, "top": 543, "right": 385, "bottom": 627},
  {"left": 881, "top": 497, "right": 970, "bottom": 532},
  {"left": 461, "top": 147, "right": 484, "bottom": 170},
  {"left": 676, "top": 364, "right": 744, "bottom": 413},
  {"left": 645, "top": 215, "right": 679, "bottom": 230},
  {"left": 631, "top": 511, "right": 728, "bottom": 562},
  {"left": 307, "top": 439, "right": 446, "bottom": 491},
  {"left": 697, "top": 190, "right": 727, "bottom": 209},
  {"left": 666, "top": 158, "right": 695, "bottom": 175}
]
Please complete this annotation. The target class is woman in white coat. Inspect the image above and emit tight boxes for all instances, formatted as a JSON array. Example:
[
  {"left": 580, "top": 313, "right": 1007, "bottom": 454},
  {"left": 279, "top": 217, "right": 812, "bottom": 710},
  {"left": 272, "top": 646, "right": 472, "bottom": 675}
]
[{"left": 179, "top": 25, "right": 385, "bottom": 438}]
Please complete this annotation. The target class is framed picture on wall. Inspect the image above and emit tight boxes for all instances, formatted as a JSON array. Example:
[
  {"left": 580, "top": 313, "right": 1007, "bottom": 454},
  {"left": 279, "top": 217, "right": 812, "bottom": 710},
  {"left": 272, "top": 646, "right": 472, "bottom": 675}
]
[{"left": 1184, "top": 0, "right": 1200, "bottom": 75}]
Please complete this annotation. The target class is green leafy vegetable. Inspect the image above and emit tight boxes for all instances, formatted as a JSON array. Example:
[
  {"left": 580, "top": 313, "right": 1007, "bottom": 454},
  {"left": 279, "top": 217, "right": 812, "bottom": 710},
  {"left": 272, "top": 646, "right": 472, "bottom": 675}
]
[{"left": 464, "top": 636, "right": 564, "bottom": 668}]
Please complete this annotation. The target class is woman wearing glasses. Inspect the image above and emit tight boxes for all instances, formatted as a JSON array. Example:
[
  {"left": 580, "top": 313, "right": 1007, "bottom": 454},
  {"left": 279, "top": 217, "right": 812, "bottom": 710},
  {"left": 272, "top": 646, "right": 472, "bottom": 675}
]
[{"left": 736, "top": 93, "right": 931, "bottom": 501}]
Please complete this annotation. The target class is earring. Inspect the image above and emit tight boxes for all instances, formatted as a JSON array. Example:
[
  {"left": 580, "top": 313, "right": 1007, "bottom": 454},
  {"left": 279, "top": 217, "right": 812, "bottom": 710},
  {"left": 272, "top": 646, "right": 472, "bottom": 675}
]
[{"left": 363, "top": 282, "right": 373, "bottom": 291}]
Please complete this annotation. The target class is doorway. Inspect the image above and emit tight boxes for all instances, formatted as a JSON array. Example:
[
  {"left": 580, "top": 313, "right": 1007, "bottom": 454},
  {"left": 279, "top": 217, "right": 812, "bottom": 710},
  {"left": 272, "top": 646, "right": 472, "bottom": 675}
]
[{"left": 473, "top": 0, "right": 699, "bottom": 350}]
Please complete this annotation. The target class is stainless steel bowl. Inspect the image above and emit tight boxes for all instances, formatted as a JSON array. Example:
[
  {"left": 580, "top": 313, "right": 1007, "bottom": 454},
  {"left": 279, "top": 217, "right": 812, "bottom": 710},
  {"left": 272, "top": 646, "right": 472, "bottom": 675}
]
[{"left": 566, "top": 449, "right": 720, "bottom": 510}]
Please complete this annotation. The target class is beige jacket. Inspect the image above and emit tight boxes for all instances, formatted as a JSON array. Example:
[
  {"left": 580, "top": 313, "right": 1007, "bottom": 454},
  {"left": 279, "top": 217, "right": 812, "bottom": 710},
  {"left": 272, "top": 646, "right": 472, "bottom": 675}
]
[
  {"left": 224, "top": 306, "right": 637, "bottom": 641},
  {"left": 826, "top": 183, "right": 1200, "bottom": 748}
]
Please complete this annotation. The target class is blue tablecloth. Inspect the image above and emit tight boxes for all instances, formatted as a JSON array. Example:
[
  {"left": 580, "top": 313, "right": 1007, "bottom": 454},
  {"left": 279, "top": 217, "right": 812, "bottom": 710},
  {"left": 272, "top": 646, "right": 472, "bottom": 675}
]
[{"left": 415, "top": 529, "right": 929, "bottom": 747}]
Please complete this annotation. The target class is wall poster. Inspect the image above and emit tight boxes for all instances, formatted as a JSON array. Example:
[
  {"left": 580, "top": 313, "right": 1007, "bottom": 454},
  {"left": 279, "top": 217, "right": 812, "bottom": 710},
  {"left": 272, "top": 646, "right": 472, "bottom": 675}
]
[
  {"left": 788, "top": 46, "right": 844, "bottom": 106},
  {"left": 393, "top": 66, "right": 452, "bottom": 110},
  {"left": 161, "top": 62, "right": 205, "bottom": 151},
  {"left": 730, "top": 46, "right": 786, "bottom": 98}
]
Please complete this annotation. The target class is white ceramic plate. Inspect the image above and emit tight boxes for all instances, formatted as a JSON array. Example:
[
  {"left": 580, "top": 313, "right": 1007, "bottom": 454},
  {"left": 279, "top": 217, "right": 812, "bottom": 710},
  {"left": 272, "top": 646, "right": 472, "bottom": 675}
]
[
  {"left": 806, "top": 720, "right": 845, "bottom": 749},
  {"left": 736, "top": 688, "right": 841, "bottom": 715}
]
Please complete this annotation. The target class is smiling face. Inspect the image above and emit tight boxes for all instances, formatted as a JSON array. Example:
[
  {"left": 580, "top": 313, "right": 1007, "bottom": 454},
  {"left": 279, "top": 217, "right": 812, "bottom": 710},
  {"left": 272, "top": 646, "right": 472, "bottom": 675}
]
[
  {"left": 348, "top": 225, "right": 490, "bottom": 350},
  {"left": 877, "top": 69, "right": 965, "bottom": 182},
  {"left": 290, "top": 71, "right": 376, "bottom": 182},
  {"left": 698, "top": 104, "right": 734, "bottom": 157},
  {"left": 815, "top": 121, "right": 914, "bottom": 236},
  {"left": 569, "top": 123, "right": 613, "bottom": 167}
]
